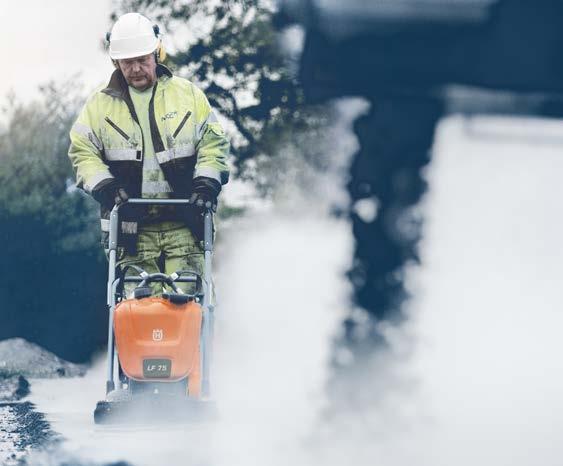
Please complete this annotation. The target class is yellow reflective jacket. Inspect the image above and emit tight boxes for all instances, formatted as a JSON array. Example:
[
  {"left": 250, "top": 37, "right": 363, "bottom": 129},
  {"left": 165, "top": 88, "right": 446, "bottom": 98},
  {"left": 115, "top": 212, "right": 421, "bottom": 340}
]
[{"left": 68, "top": 65, "right": 230, "bottom": 250}]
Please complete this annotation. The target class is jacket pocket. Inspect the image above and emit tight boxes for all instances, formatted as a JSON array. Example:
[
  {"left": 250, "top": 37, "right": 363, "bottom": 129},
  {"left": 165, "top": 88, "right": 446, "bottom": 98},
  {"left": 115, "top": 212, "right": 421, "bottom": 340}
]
[
  {"left": 105, "top": 117, "right": 132, "bottom": 143},
  {"left": 172, "top": 111, "right": 192, "bottom": 139}
]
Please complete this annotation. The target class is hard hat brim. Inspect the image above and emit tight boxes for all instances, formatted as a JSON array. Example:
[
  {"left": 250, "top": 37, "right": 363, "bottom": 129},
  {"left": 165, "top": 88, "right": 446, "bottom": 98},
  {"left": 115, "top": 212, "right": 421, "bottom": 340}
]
[{"left": 109, "top": 35, "right": 159, "bottom": 60}]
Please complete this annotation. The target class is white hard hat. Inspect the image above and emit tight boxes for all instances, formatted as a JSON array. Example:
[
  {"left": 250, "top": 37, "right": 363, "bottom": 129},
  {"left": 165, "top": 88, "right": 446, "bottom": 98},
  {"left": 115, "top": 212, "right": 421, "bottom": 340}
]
[{"left": 107, "top": 13, "right": 160, "bottom": 60}]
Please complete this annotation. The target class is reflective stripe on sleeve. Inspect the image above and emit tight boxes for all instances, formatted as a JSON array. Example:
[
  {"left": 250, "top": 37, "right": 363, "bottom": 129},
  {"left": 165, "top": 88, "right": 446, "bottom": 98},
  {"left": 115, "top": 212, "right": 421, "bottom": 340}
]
[
  {"left": 193, "top": 167, "right": 222, "bottom": 184},
  {"left": 84, "top": 172, "right": 115, "bottom": 194},
  {"left": 100, "top": 218, "right": 110, "bottom": 232},
  {"left": 207, "top": 111, "right": 219, "bottom": 124},
  {"left": 196, "top": 112, "right": 219, "bottom": 139},
  {"left": 72, "top": 122, "right": 103, "bottom": 151}
]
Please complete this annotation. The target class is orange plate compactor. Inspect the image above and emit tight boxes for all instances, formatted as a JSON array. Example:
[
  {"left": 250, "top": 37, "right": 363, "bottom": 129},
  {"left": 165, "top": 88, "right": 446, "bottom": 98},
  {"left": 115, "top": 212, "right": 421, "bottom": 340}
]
[{"left": 94, "top": 199, "right": 216, "bottom": 424}]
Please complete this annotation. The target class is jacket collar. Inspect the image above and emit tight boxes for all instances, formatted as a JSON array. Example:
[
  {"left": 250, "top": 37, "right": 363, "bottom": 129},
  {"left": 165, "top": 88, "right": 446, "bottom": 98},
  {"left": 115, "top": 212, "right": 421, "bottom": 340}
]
[{"left": 101, "top": 64, "right": 173, "bottom": 99}]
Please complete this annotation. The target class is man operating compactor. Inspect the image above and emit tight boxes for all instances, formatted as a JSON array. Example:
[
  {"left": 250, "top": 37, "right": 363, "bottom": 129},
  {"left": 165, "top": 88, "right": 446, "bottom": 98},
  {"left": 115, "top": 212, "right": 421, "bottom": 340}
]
[{"left": 68, "top": 12, "right": 230, "bottom": 294}]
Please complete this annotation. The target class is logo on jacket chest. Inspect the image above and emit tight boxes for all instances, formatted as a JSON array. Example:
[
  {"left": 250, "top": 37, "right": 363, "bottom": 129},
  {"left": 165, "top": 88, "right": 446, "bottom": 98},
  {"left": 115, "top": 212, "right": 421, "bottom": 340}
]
[{"left": 161, "top": 111, "right": 178, "bottom": 122}]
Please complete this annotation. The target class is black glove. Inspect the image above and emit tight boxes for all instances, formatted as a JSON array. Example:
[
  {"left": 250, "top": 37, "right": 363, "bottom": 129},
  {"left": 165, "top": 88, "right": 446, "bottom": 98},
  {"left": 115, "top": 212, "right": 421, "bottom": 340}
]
[
  {"left": 114, "top": 187, "right": 129, "bottom": 205},
  {"left": 189, "top": 176, "right": 221, "bottom": 212},
  {"left": 93, "top": 179, "right": 129, "bottom": 210}
]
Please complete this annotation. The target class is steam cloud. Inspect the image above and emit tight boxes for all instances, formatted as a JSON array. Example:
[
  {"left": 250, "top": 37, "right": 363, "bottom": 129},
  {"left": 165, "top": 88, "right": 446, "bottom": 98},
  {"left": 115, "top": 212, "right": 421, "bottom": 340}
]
[{"left": 28, "top": 109, "right": 563, "bottom": 466}]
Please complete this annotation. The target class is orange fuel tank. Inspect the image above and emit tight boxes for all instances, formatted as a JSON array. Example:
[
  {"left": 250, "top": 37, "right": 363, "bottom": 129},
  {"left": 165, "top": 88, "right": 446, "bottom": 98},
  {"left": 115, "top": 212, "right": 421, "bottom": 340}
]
[{"left": 114, "top": 297, "right": 202, "bottom": 394}]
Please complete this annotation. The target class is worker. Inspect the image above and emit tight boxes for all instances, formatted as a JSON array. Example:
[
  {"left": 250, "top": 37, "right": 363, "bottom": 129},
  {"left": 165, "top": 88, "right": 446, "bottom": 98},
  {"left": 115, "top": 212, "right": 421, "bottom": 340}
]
[{"left": 68, "top": 12, "right": 229, "bottom": 296}]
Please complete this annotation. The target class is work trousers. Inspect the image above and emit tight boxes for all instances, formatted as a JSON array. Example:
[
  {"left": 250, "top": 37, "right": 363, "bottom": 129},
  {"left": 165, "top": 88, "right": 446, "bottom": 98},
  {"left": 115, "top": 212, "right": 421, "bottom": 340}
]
[{"left": 116, "top": 222, "right": 204, "bottom": 298}]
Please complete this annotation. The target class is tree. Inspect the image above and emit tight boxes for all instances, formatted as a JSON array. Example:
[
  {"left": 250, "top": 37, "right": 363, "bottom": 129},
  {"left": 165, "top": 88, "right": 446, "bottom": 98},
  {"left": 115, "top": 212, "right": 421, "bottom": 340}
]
[{"left": 0, "top": 82, "right": 108, "bottom": 362}]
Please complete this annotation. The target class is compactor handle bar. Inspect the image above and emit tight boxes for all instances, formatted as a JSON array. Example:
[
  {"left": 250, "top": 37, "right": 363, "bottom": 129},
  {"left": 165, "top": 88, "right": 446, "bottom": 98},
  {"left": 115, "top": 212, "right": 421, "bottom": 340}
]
[
  {"left": 108, "top": 198, "right": 214, "bottom": 252},
  {"left": 122, "top": 274, "right": 199, "bottom": 284},
  {"left": 113, "top": 198, "right": 197, "bottom": 207},
  {"left": 137, "top": 272, "right": 202, "bottom": 292},
  {"left": 124, "top": 272, "right": 204, "bottom": 301}
]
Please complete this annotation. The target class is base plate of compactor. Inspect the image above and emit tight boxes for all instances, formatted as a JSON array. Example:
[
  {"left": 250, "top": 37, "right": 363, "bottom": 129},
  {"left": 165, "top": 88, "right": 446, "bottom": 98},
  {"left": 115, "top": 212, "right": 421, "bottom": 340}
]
[{"left": 94, "top": 394, "right": 218, "bottom": 425}]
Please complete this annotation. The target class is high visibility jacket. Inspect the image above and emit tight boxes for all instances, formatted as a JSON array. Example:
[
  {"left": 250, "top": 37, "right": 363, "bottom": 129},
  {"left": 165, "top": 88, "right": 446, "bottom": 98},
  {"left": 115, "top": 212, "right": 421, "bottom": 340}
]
[{"left": 68, "top": 65, "right": 230, "bottom": 250}]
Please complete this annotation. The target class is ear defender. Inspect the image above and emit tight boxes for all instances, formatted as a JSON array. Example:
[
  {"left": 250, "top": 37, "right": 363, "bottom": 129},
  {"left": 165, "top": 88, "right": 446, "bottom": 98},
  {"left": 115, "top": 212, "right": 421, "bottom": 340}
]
[
  {"left": 155, "top": 42, "right": 167, "bottom": 62},
  {"left": 152, "top": 24, "right": 166, "bottom": 62}
]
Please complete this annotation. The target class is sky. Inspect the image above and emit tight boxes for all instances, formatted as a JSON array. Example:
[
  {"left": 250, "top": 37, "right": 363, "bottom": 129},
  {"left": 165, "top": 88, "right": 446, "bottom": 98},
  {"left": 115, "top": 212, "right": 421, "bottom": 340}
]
[{"left": 0, "top": 1, "right": 114, "bottom": 101}]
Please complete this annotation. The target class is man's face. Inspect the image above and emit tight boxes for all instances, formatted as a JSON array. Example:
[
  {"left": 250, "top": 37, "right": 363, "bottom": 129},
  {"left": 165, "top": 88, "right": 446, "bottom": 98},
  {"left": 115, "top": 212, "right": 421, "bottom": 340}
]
[{"left": 117, "top": 53, "right": 157, "bottom": 91}]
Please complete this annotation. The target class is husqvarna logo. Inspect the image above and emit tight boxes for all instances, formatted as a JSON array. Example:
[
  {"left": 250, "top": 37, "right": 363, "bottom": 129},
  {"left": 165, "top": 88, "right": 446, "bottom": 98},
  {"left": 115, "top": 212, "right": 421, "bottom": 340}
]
[{"left": 152, "top": 329, "right": 164, "bottom": 341}]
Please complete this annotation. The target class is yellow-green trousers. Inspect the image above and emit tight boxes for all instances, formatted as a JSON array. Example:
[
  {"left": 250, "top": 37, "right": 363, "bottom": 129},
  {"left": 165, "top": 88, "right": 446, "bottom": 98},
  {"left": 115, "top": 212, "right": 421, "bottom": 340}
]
[{"left": 117, "top": 222, "right": 204, "bottom": 297}]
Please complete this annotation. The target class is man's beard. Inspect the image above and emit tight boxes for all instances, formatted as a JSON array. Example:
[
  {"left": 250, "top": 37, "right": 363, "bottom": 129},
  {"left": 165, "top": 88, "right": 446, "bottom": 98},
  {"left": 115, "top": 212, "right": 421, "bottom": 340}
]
[{"left": 129, "top": 75, "right": 152, "bottom": 90}]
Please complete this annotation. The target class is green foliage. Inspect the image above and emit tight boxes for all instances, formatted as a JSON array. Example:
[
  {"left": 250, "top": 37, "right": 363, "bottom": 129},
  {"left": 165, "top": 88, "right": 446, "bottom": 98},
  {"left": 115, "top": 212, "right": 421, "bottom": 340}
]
[
  {"left": 0, "top": 81, "right": 101, "bottom": 254},
  {"left": 0, "top": 82, "right": 108, "bottom": 362},
  {"left": 113, "top": 0, "right": 315, "bottom": 177}
]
